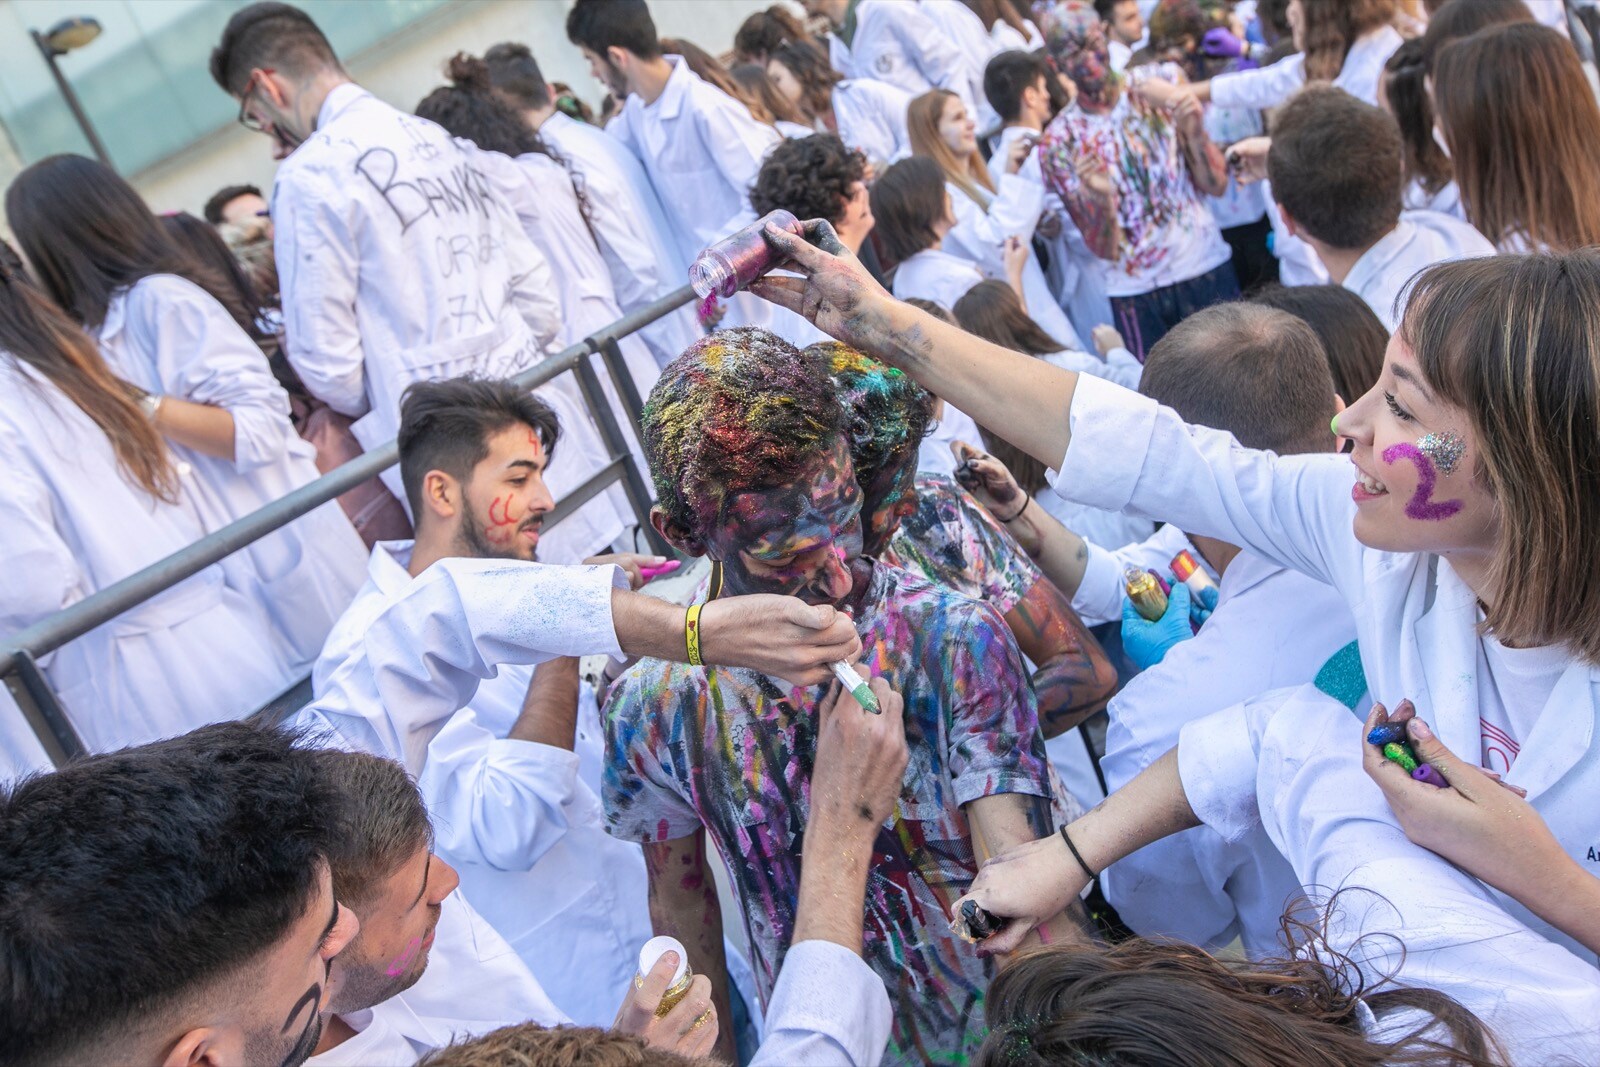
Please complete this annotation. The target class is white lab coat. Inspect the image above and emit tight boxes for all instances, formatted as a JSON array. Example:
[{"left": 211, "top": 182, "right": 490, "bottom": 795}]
[
  {"left": 537, "top": 111, "right": 701, "bottom": 371},
  {"left": 308, "top": 891, "right": 569, "bottom": 1067},
  {"left": 1101, "top": 547, "right": 1358, "bottom": 957},
  {"left": 1341, "top": 211, "right": 1496, "bottom": 333},
  {"left": 96, "top": 274, "right": 367, "bottom": 675},
  {"left": 944, "top": 177, "right": 1086, "bottom": 349},
  {"left": 1403, "top": 177, "right": 1465, "bottom": 220},
  {"left": 918, "top": 0, "right": 998, "bottom": 127},
  {"left": 891, "top": 246, "right": 985, "bottom": 309},
  {"left": 831, "top": 78, "right": 915, "bottom": 170},
  {"left": 748, "top": 941, "right": 893, "bottom": 1066},
  {"left": 988, "top": 126, "right": 1114, "bottom": 333},
  {"left": 1209, "top": 25, "right": 1404, "bottom": 110},
  {"left": 989, "top": 18, "right": 1044, "bottom": 52},
  {"left": 1054, "top": 373, "right": 1600, "bottom": 965},
  {"left": 0, "top": 358, "right": 287, "bottom": 756},
  {"left": 1179, "top": 686, "right": 1600, "bottom": 1064},
  {"left": 272, "top": 84, "right": 561, "bottom": 485},
  {"left": 834, "top": 0, "right": 975, "bottom": 110},
  {"left": 312, "top": 543, "right": 651, "bottom": 1026},
  {"left": 608, "top": 57, "right": 791, "bottom": 334}
]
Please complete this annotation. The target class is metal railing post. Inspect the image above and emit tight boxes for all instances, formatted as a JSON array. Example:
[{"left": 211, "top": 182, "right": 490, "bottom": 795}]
[{"left": 6, "top": 651, "right": 85, "bottom": 764}]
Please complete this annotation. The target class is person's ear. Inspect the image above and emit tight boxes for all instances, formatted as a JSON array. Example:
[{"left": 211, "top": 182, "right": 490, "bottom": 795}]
[
  {"left": 605, "top": 45, "right": 630, "bottom": 74},
  {"left": 1277, "top": 203, "right": 1298, "bottom": 239},
  {"left": 163, "top": 1028, "right": 228, "bottom": 1067},
  {"left": 650, "top": 507, "right": 707, "bottom": 557},
  {"left": 421, "top": 469, "right": 461, "bottom": 522}
]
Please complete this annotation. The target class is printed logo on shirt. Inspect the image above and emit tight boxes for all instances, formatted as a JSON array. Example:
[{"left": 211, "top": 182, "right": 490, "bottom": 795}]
[
  {"left": 874, "top": 54, "right": 896, "bottom": 75},
  {"left": 1479, "top": 718, "right": 1520, "bottom": 774}
]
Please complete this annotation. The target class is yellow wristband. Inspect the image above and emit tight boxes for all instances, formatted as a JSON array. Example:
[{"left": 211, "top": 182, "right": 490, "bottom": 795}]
[{"left": 685, "top": 603, "right": 704, "bottom": 667}]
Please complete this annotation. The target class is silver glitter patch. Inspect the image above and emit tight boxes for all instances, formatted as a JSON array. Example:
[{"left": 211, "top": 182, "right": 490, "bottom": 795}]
[{"left": 1416, "top": 430, "right": 1466, "bottom": 476}]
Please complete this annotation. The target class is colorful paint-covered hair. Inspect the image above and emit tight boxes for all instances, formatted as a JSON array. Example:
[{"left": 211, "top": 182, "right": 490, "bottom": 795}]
[
  {"left": 810, "top": 340, "right": 934, "bottom": 490},
  {"left": 643, "top": 327, "right": 845, "bottom": 535}
]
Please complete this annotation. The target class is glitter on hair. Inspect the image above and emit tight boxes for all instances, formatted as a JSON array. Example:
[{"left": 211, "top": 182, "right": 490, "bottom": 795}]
[
  {"left": 1416, "top": 429, "right": 1466, "bottom": 476},
  {"left": 809, "top": 341, "right": 934, "bottom": 488},
  {"left": 642, "top": 327, "right": 845, "bottom": 536}
]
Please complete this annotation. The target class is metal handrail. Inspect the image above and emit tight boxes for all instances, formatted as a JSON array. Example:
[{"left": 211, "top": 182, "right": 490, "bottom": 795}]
[{"left": 0, "top": 285, "right": 695, "bottom": 764}]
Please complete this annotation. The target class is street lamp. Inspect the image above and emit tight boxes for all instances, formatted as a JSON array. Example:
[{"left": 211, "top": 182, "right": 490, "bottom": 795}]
[{"left": 30, "top": 16, "right": 113, "bottom": 168}]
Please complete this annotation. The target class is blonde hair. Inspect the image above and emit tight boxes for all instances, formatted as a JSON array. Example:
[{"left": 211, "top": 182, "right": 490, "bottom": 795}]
[
  {"left": 1400, "top": 252, "right": 1600, "bottom": 663},
  {"left": 907, "top": 89, "right": 995, "bottom": 206}
]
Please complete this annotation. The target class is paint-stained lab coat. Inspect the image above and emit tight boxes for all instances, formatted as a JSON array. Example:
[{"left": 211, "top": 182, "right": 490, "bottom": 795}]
[
  {"left": 0, "top": 359, "right": 287, "bottom": 758},
  {"left": 309, "top": 543, "right": 650, "bottom": 1026},
  {"left": 608, "top": 56, "right": 794, "bottom": 335},
  {"left": 1053, "top": 374, "right": 1600, "bottom": 966},
  {"left": 97, "top": 274, "right": 367, "bottom": 675},
  {"left": 945, "top": 178, "right": 1086, "bottom": 350},
  {"left": 271, "top": 85, "right": 562, "bottom": 478},
  {"left": 1180, "top": 686, "right": 1600, "bottom": 1065},
  {"left": 538, "top": 110, "right": 701, "bottom": 370}
]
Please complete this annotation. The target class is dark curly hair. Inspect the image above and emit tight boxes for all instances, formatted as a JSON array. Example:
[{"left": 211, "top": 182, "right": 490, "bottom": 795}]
[{"left": 750, "top": 133, "right": 866, "bottom": 228}]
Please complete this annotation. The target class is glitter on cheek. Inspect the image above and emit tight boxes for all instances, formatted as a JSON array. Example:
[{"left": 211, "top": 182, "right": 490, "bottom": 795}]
[{"left": 1416, "top": 430, "right": 1466, "bottom": 477}]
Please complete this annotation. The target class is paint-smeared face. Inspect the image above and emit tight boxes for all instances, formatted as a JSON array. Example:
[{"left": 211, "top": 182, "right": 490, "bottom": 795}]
[
  {"left": 707, "top": 438, "right": 867, "bottom": 607},
  {"left": 240, "top": 866, "right": 358, "bottom": 1067},
  {"left": 326, "top": 848, "right": 459, "bottom": 1015},
  {"left": 1339, "top": 333, "right": 1498, "bottom": 557},
  {"left": 859, "top": 453, "right": 919, "bottom": 557},
  {"left": 1063, "top": 26, "right": 1115, "bottom": 102},
  {"left": 458, "top": 425, "right": 555, "bottom": 563},
  {"left": 937, "top": 94, "right": 979, "bottom": 157}
]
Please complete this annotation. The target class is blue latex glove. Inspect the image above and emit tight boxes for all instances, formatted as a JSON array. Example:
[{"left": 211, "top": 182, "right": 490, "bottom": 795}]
[
  {"left": 1121, "top": 581, "right": 1193, "bottom": 671},
  {"left": 1202, "top": 27, "right": 1245, "bottom": 58}
]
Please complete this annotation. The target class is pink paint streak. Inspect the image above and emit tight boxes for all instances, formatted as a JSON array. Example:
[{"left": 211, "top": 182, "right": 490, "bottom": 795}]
[
  {"left": 1382, "top": 442, "right": 1463, "bottom": 521},
  {"left": 385, "top": 936, "right": 422, "bottom": 978}
]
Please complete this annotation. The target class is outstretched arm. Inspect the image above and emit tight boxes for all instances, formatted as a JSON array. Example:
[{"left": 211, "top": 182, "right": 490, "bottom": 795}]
[
  {"left": 1004, "top": 579, "right": 1118, "bottom": 738},
  {"left": 643, "top": 831, "right": 736, "bottom": 1065}
]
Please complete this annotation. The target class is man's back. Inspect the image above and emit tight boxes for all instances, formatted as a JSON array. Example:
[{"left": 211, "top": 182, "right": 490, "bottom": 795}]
[
  {"left": 604, "top": 561, "right": 1054, "bottom": 1066},
  {"left": 1343, "top": 209, "right": 1496, "bottom": 332},
  {"left": 272, "top": 86, "right": 558, "bottom": 443}
]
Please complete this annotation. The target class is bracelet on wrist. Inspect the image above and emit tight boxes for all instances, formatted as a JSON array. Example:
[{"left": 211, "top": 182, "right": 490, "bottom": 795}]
[
  {"left": 997, "top": 491, "right": 1031, "bottom": 524},
  {"left": 1060, "top": 825, "right": 1096, "bottom": 882},
  {"left": 138, "top": 391, "right": 164, "bottom": 420},
  {"left": 685, "top": 602, "right": 704, "bottom": 667}
]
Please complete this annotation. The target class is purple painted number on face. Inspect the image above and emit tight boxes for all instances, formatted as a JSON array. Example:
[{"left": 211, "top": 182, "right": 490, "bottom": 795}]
[{"left": 1382, "top": 442, "right": 1464, "bottom": 521}]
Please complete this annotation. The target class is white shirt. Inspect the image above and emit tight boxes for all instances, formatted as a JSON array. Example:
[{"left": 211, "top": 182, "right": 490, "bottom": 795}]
[
  {"left": 831, "top": 78, "right": 915, "bottom": 169},
  {"left": 272, "top": 85, "right": 560, "bottom": 465},
  {"left": 0, "top": 359, "right": 287, "bottom": 757},
  {"left": 312, "top": 543, "right": 651, "bottom": 1026},
  {"left": 749, "top": 941, "right": 893, "bottom": 1066},
  {"left": 1340, "top": 211, "right": 1496, "bottom": 333},
  {"left": 1402, "top": 177, "right": 1465, "bottom": 220},
  {"left": 836, "top": 0, "right": 974, "bottom": 110},
  {"left": 608, "top": 57, "right": 788, "bottom": 334},
  {"left": 917, "top": 0, "right": 997, "bottom": 126},
  {"left": 892, "top": 246, "right": 985, "bottom": 309},
  {"left": 1179, "top": 686, "right": 1600, "bottom": 1065},
  {"left": 1109, "top": 40, "right": 1133, "bottom": 73},
  {"left": 1475, "top": 633, "right": 1568, "bottom": 774},
  {"left": 536, "top": 111, "right": 702, "bottom": 372},
  {"left": 989, "top": 17, "right": 1044, "bottom": 53},
  {"left": 1209, "top": 25, "right": 1404, "bottom": 110},
  {"left": 96, "top": 274, "right": 367, "bottom": 676},
  {"left": 1053, "top": 373, "right": 1600, "bottom": 965},
  {"left": 1101, "top": 547, "right": 1358, "bottom": 957}
]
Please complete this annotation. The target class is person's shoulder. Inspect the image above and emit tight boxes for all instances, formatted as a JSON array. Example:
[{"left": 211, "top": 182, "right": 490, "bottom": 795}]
[
  {"left": 1404, "top": 209, "right": 1497, "bottom": 255},
  {"left": 875, "top": 558, "right": 1002, "bottom": 630},
  {"left": 606, "top": 655, "right": 710, "bottom": 721}
]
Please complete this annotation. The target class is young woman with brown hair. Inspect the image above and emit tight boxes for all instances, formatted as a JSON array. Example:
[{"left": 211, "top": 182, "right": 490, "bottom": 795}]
[
  {"left": 1432, "top": 22, "right": 1600, "bottom": 253},
  {"left": 752, "top": 228, "right": 1600, "bottom": 974},
  {"left": 765, "top": 39, "right": 914, "bottom": 169},
  {"left": 1192, "top": 0, "right": 1402, "bottom": 109},
  {"left": 0, "top": 243, "right": 287, "bottom": 759},
  {"left": 908, "top": 88, "right": 1085, "bottom": 349}
]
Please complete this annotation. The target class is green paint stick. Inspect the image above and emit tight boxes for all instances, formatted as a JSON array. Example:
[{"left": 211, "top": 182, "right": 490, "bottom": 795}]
[{"left": 831, "top": 661, "right": 881, "bottom": 714}]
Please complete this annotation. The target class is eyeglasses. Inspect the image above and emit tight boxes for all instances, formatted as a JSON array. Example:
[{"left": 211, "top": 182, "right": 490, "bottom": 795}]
[{"left": 237, "top": 68, "right": 275, "bottom": 133}]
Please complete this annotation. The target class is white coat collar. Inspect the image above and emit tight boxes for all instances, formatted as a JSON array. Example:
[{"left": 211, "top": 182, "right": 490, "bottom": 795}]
[
  {"left": 369, "top": 539, "right": 417, "bottom": 599},
  {"left": 1342, "top": 218, "right": 1415, "bottom": 298},
  {"left": 317, "top": 82, "right": 369, "bottom": 131},
  {"left": 649, "top": 55, "right": 694, "bottom": 122}
]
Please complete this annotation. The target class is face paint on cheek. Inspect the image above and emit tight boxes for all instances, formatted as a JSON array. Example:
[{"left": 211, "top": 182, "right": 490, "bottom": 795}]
[
  {"left": 385, "top": 936, "right": 424, "bottom": 978},
  {"left": 484, "top": 495, "right": 522, "bottom": 544},
  {"left": 1417, "top": 430, "right": 1466, "bottom": 476},
  {"left": 280, "top": 982, "right": 321, "bottom": 1034},
  {"left": 1382, "top": 438, "right": 1465, "bottom": 521}
]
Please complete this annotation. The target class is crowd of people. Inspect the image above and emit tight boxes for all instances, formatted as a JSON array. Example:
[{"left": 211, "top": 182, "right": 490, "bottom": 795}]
[{"left": 3, "top": 0, "right": 1600, "bottom": 1064}]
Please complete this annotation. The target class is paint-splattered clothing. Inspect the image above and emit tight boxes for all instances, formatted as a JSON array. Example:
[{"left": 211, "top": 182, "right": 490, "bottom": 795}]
[
  {"left": 1038, "top": 63, "right": 1230, "bottom": 297},
  {"left": 604, "top": 561, "right": 1055, "bottom": 1066},
  {"left": 883, "top": 474, "right": 1040, "bottom": 616}
]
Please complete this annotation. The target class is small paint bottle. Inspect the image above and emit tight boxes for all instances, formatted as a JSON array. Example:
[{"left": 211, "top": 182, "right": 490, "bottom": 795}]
[
  {"left": 1170, "top": 550, "right": 1220, "bottom": 612},
  {"left": 635, "top": 935, "right": 695, "bottom": 1017},
  {"left": 1123, "top": 565, "right": 1169, "bottom": 622},
  {"left": 689, "top": 210, "right": 804, "bottom": 301}
]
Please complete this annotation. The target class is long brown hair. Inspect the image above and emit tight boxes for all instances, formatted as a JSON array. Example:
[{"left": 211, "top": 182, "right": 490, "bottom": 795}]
[
  {"left": 731, "top": 62, "right": 806, "bottom": 126},
  {"left": 0, "top": 244, "right": 177, "bottom": 502},
  {"left": 978, "top": 939, "right": 1503, "bottom": 1067},
  {"left": 1433, "top": 24, "right": 1600, "bottom": 253},
  {"left": 769, "top": 39, "right": 840, "bottom": 124},
  {"left": 1301, "top": 0, "right": 1398, "bottom": 81},
  {"left": 661, "top": 37, "right": 769, "bottom": 124},
  {"left": 962, "top": 0, "right": 1029, "bottom": 37},
  {"left": 1400, "top": 253, "right": 1600, "bottom": 662},
  {"left": 952, "top": 280, "right": 1063, "bottom": 495},
  {"left": 908, "top": 90, "right": 995, "bottom": 206}
]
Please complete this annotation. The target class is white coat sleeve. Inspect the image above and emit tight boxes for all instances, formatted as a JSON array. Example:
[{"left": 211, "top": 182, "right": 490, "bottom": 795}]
[
  {"left": 749, "top": 941, "right": 893, "bottom": 1067},
  {"left": 301, "top": 558, "right": 627, "bottom": 772},
  {"left": 0, "top": 430, "right": 87, "bottom": 631},
  {"left": 1051, "top": 374, "right": 1362, "bottom": 594},
  {"left": 696, "top": 98, "right": 780, "bottom": 239},
  {"left": 418, "top": 706, "right": 580, "bottom": 871},
  {"left": 895, "top": 3, "right": 976, "bottom": 109},
  {"left": 133, "top": 277, "right": 300, "bottom": 472},
  {"left": 1071, "top": 527, "right": 1183, "bottom": 626},
  {"left": 1207, "top": 54, "right": 1306, "bottom": 111},
  {"left": 954, "top": 174, "right": 1046, "bottom": 251},
  {"left": 274, "top": 166, "right": 370, "bottom": 417}
]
